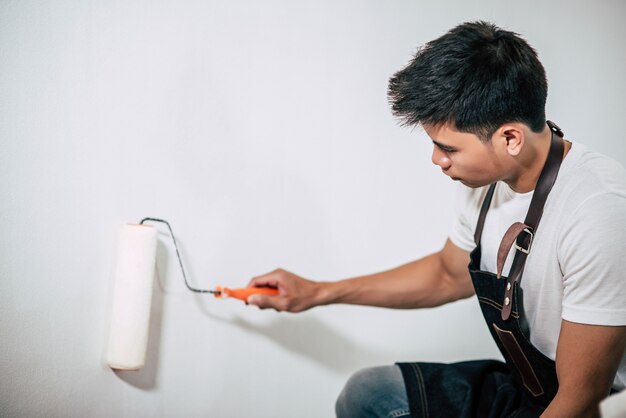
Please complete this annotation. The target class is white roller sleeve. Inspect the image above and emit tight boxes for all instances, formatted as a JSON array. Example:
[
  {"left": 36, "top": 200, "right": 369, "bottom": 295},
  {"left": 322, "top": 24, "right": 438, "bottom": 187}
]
[{"left": 106, "top": 224, "right": 157, "bottom": 371}]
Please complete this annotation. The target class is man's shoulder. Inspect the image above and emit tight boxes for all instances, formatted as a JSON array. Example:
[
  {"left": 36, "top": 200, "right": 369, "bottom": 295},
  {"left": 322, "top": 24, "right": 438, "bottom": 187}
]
[
  {"left": 547, "top": 143, "right": 626, "bottom": 251},
  {"left": 551, "top": 142, "right": 626, "bottom": 211}
]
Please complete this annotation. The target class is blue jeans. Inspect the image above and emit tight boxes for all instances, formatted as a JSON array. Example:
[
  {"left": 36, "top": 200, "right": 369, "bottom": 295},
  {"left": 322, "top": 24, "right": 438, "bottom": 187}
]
[{"left": 336, "top": 365, "right": 410, "bottom": 418}]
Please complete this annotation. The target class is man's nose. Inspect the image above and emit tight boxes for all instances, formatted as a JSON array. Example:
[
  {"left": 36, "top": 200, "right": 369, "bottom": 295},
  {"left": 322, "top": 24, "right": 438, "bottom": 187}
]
[{"left": 431, "top": 146, "right": 451, "bottom": 170}]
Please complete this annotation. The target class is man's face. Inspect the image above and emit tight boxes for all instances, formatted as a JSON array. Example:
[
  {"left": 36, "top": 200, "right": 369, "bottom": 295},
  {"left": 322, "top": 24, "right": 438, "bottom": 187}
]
[{"left": 423, "top": 123, "right": 507, "bottom": 188}]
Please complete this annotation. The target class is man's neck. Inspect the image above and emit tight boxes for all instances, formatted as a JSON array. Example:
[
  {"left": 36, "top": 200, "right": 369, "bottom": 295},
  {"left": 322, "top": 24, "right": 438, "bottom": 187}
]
[{"left": 504, "top": 127, "right": 564, "bottom": 194}]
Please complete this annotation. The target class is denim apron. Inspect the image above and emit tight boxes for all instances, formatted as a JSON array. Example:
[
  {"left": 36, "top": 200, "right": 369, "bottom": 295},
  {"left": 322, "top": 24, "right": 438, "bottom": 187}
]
[{"left": 397, "top": 122, "right": 566, "bottom": 418}]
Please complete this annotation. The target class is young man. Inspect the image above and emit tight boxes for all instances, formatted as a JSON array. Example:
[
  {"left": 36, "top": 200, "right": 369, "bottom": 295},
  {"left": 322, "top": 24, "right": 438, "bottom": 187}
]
[{"left": 247, "top": 21, "right": 626, "bottom": 417}]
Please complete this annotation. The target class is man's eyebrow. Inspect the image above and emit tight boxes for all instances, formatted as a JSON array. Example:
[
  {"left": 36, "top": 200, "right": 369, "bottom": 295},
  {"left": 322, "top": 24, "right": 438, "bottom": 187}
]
[{"left": 432, "top": 140, "right": 457, "bottom": 152}]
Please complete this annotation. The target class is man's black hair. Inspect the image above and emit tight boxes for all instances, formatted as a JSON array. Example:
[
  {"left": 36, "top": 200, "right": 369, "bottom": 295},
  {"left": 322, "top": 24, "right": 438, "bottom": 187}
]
[{"left": 388, "top": 21, "right": 547, "bottom": 141}]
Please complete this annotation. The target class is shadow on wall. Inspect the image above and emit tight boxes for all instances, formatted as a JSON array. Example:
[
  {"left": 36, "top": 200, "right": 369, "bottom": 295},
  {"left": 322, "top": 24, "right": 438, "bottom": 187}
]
[
  {"left": 226, "top": 315, "right": 387, "bottom": 374},
  {"left": 194, "top": 291, "right": 387, "bottom": 374}
]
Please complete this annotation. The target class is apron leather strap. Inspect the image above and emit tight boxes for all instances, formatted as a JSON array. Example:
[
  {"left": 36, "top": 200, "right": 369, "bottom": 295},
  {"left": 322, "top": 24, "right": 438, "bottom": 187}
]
[
  {"left": 501, "top": 121, "right": 565, "bottom": 320},
  {"left": 474, "top": 183, "right": 497, "bottom": 245}
]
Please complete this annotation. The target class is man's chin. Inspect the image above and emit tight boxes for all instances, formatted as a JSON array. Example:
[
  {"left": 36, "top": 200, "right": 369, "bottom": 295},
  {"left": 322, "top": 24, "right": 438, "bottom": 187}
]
[
  {"left": 457, "top": 179, "right": 487, "bottom": 188},
  {"left": 446, "top": 175, "right": 490, "bottom": 188}
]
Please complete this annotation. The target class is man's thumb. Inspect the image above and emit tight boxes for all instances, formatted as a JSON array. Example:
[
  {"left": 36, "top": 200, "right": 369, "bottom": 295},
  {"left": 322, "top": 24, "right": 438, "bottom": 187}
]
[{"left": 247, "top": 294, "right": 268, "bottom": 308}]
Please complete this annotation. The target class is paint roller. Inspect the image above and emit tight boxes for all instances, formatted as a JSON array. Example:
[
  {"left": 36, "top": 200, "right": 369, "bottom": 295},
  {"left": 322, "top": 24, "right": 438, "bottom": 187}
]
[{"left": 105, "top": 218, "right": 278, "bottom": 371}]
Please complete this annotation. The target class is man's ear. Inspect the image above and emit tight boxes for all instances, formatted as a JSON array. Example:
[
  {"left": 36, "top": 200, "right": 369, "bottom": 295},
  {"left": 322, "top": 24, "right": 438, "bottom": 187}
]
[{"left": 494, "top": 124, "right": 524, "bottom": 157}]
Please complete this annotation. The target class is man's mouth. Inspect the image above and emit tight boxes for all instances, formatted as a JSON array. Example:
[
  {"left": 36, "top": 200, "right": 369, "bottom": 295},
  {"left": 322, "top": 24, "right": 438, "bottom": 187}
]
[{"left": 441, "top": 169, "right": 461, "bottom": 182}]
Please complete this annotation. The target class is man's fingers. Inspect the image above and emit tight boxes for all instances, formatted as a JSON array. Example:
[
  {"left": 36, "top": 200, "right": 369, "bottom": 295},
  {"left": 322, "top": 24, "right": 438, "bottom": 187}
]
[
  {"left": 248, "top": 294, "right": 285, "bottom": 311},
  {"left": 248, "top": 270, "right": 284, "bottom": 288},
  {"left": 247, "top": 294, "right": 272, "bottom": 309},
  {"left": 246, "top": 269, "right": 305, "bottom": 312}
]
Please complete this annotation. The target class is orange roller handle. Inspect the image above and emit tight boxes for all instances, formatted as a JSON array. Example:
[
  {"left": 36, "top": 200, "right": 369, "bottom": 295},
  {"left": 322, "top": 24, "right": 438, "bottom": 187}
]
[{"left": 214, "top": 286, "right": 279, "bottom": 302}]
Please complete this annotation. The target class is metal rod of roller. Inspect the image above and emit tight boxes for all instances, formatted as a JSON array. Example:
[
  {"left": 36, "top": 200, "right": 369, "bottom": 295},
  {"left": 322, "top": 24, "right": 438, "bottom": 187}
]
[{"left": 139, "top": 217, "right": 219, "bottom": 295}]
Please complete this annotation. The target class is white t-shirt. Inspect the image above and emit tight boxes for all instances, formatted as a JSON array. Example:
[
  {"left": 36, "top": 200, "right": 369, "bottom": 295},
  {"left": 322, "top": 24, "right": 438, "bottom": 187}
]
[{"left": 449, "top": 142, "right": 626, "bottom": 390}]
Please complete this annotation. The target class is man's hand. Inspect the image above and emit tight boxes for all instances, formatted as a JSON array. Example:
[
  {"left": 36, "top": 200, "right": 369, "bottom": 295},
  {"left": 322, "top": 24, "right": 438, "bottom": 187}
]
[
  {"left": 246, "top": 269, "right": 324, "bottom": 312},
  {"left": 541, "top": 320, "right": 626, "bottom": 417}
]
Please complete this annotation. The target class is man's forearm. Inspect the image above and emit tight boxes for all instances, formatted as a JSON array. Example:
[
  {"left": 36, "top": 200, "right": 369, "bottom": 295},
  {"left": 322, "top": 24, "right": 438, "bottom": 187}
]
[
  {"left": 541, "top": 392, "right": 600, "bottom": 418},
  {"left": 316, "top": 250, "right": 474, "bottom": 309}
]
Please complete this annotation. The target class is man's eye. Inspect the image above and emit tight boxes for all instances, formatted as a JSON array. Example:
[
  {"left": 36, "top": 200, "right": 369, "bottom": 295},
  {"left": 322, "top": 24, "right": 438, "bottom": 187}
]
[{"left": 433, "top": 141, "right": 457, "bottom": 153}]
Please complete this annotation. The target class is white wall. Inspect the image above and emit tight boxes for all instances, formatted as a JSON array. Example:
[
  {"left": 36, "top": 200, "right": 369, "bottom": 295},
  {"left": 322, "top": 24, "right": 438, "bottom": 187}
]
[{"left": 1, "top": 1, "right": 625, "bottom": 417}]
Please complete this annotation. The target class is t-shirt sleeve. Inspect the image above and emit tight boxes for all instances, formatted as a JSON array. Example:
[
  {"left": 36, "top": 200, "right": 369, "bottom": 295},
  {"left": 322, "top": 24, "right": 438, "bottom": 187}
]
[
  {"left": 449, "top": 184, "right": 485, "bottom": 252},
  {"left": 558, "top": 192, "right": 626, "bottom": 326}
]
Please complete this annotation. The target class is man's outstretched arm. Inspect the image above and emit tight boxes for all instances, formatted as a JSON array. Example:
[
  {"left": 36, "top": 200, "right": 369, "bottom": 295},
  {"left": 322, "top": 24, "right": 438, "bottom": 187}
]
[{"left": 247, "top": 238, "right": 475, "bottom": 312}]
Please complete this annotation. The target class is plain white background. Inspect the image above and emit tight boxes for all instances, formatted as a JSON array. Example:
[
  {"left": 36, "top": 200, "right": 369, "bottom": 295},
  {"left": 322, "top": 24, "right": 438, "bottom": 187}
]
[{"left": 1, "top": 1, "right": 625, "bottom": 417}]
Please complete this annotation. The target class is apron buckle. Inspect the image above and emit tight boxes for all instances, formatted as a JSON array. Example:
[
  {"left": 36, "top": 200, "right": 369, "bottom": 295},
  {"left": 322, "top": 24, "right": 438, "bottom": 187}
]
[{"left": 514, "top": 228, "right": 534, "bottom": 255}]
